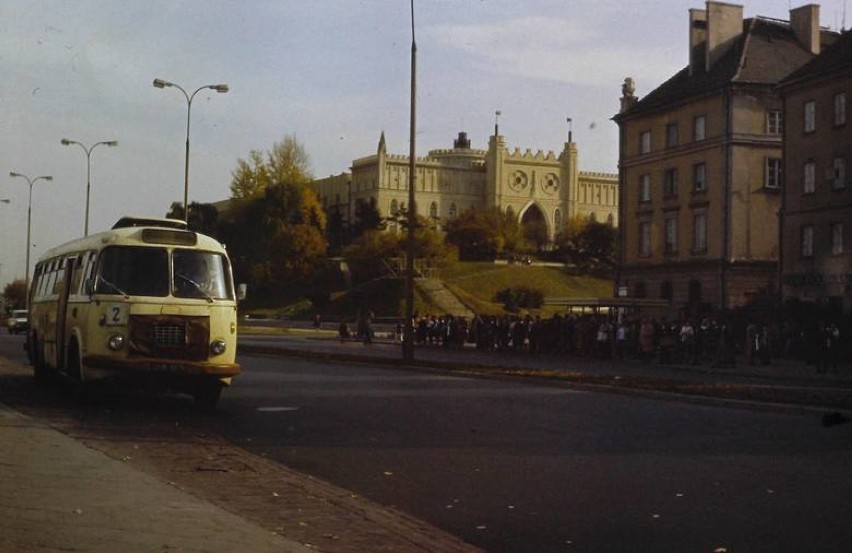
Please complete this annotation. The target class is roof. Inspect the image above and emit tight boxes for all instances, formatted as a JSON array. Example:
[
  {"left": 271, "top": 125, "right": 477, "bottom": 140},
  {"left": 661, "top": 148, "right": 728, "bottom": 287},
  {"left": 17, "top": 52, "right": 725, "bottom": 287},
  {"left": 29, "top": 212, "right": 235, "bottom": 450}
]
[
  {"left": 618, "top": 17, "right": 838, "bottom": 118},
  {"left": 780, "top": 29, "right": 852, "bottom": 87}
]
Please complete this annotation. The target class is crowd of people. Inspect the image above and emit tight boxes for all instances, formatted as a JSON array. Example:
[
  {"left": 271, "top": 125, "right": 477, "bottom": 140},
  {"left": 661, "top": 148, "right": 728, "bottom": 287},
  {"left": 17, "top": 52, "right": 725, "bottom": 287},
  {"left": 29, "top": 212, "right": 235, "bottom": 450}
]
[{"left": 367, "top": 312, "right": 846, "bottom": 373}]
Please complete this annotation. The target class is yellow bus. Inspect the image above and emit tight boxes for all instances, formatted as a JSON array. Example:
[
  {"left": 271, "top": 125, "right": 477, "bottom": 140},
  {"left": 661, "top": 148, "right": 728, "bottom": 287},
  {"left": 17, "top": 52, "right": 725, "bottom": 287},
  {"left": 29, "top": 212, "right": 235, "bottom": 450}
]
[{"left": 27, "top": 216, "right": 242, "bottom": 408}]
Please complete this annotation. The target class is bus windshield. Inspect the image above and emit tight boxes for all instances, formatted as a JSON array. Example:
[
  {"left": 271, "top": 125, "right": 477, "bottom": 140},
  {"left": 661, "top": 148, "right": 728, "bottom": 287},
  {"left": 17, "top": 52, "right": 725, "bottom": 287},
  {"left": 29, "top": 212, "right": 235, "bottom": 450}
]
[
  {"left": 95, "top": 246, "right": 169, "bottom": 297},
  {"left": 172, "top": 250, "right": 232, "bottom": 300}
]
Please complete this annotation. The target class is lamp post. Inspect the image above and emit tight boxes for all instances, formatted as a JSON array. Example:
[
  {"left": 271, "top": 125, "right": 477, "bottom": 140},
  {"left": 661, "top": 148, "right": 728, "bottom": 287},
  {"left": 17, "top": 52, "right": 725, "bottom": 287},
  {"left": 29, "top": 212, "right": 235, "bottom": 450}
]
[
  {"left": 9, "top": 172, "right": 53, "bottom": 308},
  {"left": 152, "top": 78, "right": 229, "bottom": 223},
  {"left": 61, "top": 138, "right": 118, "bottom": 236}
]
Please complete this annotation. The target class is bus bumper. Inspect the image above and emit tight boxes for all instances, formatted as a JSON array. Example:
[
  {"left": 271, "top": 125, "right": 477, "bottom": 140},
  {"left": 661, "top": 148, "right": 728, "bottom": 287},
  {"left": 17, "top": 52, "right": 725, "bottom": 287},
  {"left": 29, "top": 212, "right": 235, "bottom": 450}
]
[{"left": 83, "top": 355, "right": 241, "bottom": 379}]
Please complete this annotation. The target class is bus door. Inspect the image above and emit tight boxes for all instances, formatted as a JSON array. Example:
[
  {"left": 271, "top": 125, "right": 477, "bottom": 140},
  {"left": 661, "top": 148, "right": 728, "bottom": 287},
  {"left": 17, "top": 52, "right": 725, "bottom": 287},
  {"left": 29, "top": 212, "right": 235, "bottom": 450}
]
[{"left": 56, "top": 256, "right": 76, "bottom": 370}]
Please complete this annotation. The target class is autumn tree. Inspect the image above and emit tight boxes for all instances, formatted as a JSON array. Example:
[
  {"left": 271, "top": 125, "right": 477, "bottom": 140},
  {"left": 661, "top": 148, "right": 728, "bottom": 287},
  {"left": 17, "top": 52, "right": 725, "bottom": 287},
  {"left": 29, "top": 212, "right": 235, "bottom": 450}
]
[
  {"left": 444, "top": 207, "right": 527, "bottom": 260},
  {"left": 555, "top": 216, "right": 617, "bottom": 268},
  {"left": 229, "top": 135, "right": 312, "bottom": 199}
]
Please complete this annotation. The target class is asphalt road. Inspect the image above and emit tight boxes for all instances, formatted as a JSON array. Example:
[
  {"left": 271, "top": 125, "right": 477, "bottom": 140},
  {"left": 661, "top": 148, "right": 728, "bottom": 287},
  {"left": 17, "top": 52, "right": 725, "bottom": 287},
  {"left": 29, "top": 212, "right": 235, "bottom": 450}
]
[{"left": 2, "top": 333, "right": 852, "bottom": 552}]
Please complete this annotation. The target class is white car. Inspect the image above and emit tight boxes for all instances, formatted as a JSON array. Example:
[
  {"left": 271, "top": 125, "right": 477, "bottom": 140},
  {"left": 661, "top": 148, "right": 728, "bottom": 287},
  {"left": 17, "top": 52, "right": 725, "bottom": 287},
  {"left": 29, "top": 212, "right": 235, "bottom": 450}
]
[{"left": 6, "top": 310, "right": 28, "bottom": 335}]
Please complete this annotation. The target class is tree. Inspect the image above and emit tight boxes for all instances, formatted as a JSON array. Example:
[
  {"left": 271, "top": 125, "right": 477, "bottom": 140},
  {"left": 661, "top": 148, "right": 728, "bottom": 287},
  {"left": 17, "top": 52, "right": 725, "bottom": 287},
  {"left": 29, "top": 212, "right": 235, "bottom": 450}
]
[
  {"left": 444, "top": 207, "right": 526, "bottom": 260},
  {"left": 556, "top": 216, "right": 617, "bottom": 268},
  {"left": 3, "top": 279, "right": 27, "bottom": 310},
  {"left": 165, "top": 202, "right": 219, "bottom": 235},
  {"left": 344, "top": 214, "right": 457, "bottom": 283},
  {"left": 229, "top": 135, "right": 312, "bottom": 199}
]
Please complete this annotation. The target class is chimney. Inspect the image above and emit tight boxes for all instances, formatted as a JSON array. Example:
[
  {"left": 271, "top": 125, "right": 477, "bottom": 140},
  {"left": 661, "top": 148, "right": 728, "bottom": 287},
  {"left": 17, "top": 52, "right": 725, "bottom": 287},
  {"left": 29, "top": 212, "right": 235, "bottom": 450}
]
[
  {"left": 689, "top": 8, "right": 708, "bottom": 75},
  {"left": 790, "top": 4, "right": 820, "bottom": 55},
  {"left": 706, "top": 1, "right": 744, "bottom": 70}
]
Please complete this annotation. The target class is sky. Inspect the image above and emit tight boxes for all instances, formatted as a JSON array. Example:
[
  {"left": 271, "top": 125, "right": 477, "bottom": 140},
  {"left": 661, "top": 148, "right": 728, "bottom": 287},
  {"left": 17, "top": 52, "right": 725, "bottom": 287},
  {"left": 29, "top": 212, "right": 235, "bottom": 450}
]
[{"left": 1, "top": 0, "right": 847, "bottom": 289}]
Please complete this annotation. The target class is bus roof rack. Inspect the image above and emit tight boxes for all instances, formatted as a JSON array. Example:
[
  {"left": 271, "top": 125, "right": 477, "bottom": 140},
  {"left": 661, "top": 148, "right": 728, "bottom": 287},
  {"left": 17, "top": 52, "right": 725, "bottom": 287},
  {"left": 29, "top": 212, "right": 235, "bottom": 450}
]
[{"left": 112, "top": 216, "right": 188, "bottom": 230}]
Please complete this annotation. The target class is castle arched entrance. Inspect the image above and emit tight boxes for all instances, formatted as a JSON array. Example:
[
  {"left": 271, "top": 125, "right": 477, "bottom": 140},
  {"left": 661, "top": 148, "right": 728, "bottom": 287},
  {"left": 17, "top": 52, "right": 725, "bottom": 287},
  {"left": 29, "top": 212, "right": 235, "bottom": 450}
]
[{"left": 520, "top": 203, "right": 548, "bottom": 250}]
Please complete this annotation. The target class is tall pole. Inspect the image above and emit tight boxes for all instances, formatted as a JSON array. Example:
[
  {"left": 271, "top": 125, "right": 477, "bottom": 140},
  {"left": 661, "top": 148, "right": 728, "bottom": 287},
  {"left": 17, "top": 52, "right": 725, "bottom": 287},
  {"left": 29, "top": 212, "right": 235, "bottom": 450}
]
[
  {"left": 9, "top": 172, "right": 53, "bottom": 309},
  {"left": 403, "top": 0, "right": 417, "bottom": 362},
  {"left": 61, "top": 139, "right": 118, "bottom": 236},
  {"left": 153, "top": 78, "right": 229, "bottom": 223}
]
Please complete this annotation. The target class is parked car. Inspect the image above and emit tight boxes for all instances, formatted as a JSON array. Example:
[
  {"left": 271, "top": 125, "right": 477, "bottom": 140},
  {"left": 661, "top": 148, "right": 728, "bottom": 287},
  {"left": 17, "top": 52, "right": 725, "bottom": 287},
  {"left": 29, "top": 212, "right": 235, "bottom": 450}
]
[{"left": 6, "top": 310, "right": 28, "bottom": 334}]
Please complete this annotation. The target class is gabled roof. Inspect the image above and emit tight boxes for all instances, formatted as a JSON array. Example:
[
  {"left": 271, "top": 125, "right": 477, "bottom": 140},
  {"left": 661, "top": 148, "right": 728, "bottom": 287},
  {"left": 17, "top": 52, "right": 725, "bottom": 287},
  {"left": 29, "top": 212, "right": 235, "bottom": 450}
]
[
  {"left": 619, "top": 17, "right": 838, "bottom": 118},
  {"left": 780, "top": 29, "right": 852, "bottom": 87}
]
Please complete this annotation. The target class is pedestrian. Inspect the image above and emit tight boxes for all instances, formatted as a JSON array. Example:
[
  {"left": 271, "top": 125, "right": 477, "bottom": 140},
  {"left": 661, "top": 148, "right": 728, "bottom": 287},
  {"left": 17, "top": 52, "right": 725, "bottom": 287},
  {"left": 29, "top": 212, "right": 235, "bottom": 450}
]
[
  {"left": 338, "top": 317, "right": 349, "bottom": 343},
  {"left": 616, "top": 319, "right": 630, "bottom": 360},
  {"left": 745, "top": 322, "right": 758, "bottom": 365},
  {"left": 679, "top": 320, "right": 697, "bottom": 365},
  {"left": 313, "top": 313, "right": 322, "bottom": 331}
]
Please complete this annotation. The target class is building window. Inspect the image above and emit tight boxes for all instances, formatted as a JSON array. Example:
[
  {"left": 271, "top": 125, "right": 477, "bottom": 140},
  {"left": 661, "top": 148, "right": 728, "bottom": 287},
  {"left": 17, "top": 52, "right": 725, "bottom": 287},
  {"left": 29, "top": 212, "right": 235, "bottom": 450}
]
[
  {"left": 448, "top": 203, "right": 457, "bottom": 218},
  {"left": 688, "top": 280, "right": 702, "bottom": 304},
  {"left": 804, "top": 100, "right": 816, "bottom": 133},
  {"left": 639, "top": 131, "right": 651, "bottom": 154},
  {"left": 831, "top": 222, "right": 844, "bottom": 254},
  {"left": 803, "top": 161, "right": 816, "bottom": 194},
  {"left": 664, "top": 216, "right": 678, "bottom": 254},
  {"left": 835, "top": 93, "right": 847, "bottom": 126},
  {"left": 693, "top": 115, "right": 706, "bottom": 141},
  {"left": 390, "top": 199, "right": 399, "bottom": 216},
  {"left": 692, "top": 212, "right": 707, "bottom": 253},
  {"left": 639, "top": 221, "right": 651, "bottom": 257},
  {"left": 766, "top": 110, "right": 782, "bottom": 135},
  {"left": 639, "top": 174, "right": 651, "bottom": 202},
  {"left": 833, "top": 157, "right": 847, "bottom": 189},
  {"left": 692, "top": 163, "right": 706, "bottom": 192},
  {"left": 666, "top": 123, "right": 678, "bottom": 148},
  {"left": 801, "top": 225, "right": 814, "bottom": 257},
  {"left": 663, "top": 168, "right": 678, "bottom": 197},
  {"left": 634, "top": 282, "right": 647, "bottom": 298},
  {"left": 765, "top": 158, "right": 782, "bottom": 189},
  {"left": 429, "top": 201, "right": 438, "bottom": 220},
  {"left": 660, "top": 281, "right": 673, "bottom": 301},
  {"left": 554, "top": 208, "right": 562, "bottom": 231}
]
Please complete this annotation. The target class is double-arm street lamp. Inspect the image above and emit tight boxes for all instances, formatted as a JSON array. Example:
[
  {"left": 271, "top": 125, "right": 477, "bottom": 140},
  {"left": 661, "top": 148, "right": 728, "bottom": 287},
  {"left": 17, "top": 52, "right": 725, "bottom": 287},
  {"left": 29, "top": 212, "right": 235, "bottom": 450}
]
[
  {"left": 61, "top": 138, "right": 118, "bottom": 236},
  {"left": 152, "top": 78, "right": 229, "bottom": 223},
  {"left": 9, "top": 171, "right": 53, "bottom": 308}
]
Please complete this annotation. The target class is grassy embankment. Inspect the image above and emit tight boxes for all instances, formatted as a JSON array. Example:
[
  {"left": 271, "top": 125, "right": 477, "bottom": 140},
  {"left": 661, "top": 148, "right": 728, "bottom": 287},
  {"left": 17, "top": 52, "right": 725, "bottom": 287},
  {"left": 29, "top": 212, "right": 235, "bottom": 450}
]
[{"left": 242, "top": 261, "right": 612, "bottom": 324}]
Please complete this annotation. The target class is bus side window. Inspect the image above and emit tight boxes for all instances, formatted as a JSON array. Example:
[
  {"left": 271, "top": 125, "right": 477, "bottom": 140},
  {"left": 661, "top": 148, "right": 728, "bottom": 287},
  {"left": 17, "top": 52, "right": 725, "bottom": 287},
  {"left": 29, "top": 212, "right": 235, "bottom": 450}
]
[
  {"left": 70, "top": 253, "right": 87, "bottom": 294},
  {"left": 83, "top": 251, "right": 98, "bottom": 294},
  {"left": 32, "top": 264, "right": 43, "bottom": 301},
  {"left": 52, "top": 258, "right": 66, "bottom": 295}
]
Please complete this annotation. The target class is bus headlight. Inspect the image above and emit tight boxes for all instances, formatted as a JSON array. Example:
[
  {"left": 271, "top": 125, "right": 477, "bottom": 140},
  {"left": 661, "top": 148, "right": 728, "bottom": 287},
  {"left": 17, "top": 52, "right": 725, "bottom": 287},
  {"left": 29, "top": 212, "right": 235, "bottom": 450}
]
[
  {"left": 107, "top": 333, "right": 125, "bottom": 351},
  {"left": 210, "top": 339, "right": 227, "bottom": 356}
]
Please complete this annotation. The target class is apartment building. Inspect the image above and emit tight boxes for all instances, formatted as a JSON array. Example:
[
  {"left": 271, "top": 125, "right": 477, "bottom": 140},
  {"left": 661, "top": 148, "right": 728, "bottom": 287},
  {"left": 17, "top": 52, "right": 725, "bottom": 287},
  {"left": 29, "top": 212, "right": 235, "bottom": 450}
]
[
  {"left": 779, "top": 29, "right": 852, "bottom": 313},
  {"left": 613, "top": 2, "right": 837, "bottom": 314}
]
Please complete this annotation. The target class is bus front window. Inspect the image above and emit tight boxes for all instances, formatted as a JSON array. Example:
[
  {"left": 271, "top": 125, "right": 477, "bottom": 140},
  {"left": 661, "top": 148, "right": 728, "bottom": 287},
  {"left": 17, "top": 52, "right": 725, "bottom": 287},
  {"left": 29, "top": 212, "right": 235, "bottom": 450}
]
[
  {"left": 172, "top": 250, "right": 232, "bottom": 300},
  {"left": 95, "top": 246, "right": 169, "bottom": 297}
]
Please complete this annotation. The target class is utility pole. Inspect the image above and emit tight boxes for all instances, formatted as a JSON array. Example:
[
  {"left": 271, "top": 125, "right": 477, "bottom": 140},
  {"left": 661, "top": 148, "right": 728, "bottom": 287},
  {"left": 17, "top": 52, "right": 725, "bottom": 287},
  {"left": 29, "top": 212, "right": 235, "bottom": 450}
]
[{"left": 403, "top": 0, "right": 417, "bottom": 362}]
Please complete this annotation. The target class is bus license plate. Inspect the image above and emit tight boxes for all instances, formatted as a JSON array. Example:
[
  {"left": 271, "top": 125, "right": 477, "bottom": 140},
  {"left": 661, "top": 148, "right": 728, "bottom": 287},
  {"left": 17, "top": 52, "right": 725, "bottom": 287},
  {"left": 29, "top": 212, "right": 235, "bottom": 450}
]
[{"left": 149, "top": 363, "right": 183, "bottom": 373}]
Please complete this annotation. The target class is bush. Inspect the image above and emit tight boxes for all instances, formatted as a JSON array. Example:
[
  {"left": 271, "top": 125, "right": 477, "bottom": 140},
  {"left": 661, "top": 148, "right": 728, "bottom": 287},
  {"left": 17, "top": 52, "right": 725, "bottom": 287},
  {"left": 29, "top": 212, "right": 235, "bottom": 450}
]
[{"left": 495, "top": 286, "right": 544, "bottom": 311}]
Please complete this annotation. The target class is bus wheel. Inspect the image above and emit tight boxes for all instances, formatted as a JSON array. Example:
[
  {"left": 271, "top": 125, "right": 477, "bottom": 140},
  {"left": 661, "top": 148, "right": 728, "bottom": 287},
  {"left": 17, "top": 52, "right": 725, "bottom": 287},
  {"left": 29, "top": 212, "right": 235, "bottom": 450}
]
[
  {"left": 32, "top": 337, "right": 51, "bottom": 388},
  {"left": 192, "top": 380, "right": 222, "bottom": 411}
]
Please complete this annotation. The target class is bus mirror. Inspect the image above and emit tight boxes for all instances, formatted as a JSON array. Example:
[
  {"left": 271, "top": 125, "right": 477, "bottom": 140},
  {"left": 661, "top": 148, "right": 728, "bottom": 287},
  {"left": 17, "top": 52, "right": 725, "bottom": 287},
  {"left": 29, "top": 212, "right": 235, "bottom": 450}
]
[{"left": 237, "top": 283, "right": 247, "bottom": 301}]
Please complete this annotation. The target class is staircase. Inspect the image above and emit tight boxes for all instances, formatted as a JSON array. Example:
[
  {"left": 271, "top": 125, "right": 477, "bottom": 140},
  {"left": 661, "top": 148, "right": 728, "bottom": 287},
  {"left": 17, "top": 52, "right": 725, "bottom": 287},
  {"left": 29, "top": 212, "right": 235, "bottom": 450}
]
[{"left": 415, "top": 278, "right": 475, "bottom": 319}]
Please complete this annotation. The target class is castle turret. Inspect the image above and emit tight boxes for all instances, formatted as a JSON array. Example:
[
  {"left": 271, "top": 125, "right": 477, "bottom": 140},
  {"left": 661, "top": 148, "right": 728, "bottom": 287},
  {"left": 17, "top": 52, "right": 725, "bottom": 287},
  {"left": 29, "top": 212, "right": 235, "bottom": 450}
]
[{"left": 486, "top": 133, "right": 506, "bottom": 209}]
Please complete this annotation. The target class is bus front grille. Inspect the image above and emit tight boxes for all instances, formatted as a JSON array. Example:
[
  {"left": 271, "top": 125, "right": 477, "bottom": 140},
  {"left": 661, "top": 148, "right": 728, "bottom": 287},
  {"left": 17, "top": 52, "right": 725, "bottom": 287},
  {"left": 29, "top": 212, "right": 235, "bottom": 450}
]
[
  {"left": 129, "top": 315, "right": 209, "bottom": 360},
  {"left": 154, "top": 324, "right": 185, "bottom": 346}
]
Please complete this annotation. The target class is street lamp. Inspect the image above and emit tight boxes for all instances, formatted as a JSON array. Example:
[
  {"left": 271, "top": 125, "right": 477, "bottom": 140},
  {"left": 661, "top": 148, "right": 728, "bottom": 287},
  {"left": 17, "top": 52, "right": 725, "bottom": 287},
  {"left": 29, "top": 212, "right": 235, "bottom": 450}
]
[
  {"left": 9, "top": 171, "right": 53, "bottom": 309},
  {"left": 152, "top": 78, "right": 229, "bottom": 223},
  {"left": 61, "top": 138, "right": 118, "bottom": 236}
]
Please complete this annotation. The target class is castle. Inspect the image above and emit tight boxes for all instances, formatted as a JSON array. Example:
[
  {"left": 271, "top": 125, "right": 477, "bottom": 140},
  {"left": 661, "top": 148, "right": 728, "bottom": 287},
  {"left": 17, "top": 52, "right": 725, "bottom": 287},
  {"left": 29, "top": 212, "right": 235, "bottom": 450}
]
[{"left": 311, "top": 129, "right": 618, "bottom": 242}]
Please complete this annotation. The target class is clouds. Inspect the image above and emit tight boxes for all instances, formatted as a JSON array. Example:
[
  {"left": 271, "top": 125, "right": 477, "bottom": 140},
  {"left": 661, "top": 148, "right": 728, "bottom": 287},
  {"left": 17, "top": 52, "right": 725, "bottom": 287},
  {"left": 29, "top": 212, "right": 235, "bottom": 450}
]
[{"left": 424, "top": 15, "right": 681, "bottom": 89}]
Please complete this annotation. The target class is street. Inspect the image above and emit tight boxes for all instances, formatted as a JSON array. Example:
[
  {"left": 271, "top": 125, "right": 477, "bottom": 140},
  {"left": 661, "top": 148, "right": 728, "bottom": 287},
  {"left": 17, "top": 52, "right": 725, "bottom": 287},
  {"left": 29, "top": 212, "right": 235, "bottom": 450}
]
[{"left": 1, "top": 332, "right": 851, "bottom": 552}]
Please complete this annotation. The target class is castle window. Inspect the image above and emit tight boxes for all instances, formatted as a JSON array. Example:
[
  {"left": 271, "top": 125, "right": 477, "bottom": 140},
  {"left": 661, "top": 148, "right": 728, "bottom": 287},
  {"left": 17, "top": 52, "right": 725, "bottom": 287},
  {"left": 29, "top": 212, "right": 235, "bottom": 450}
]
[
  {"left": 766, "top": 110, "right": 782, "bottom": 135},
  {"left": 666, "top": 123, "right": 678, "bottom": 148},
  {"left": 693, "top": 115, "right": 706, "bottom": 141},
  {"left": 804, "top": 100, "right": 816, "bottom": 133}
]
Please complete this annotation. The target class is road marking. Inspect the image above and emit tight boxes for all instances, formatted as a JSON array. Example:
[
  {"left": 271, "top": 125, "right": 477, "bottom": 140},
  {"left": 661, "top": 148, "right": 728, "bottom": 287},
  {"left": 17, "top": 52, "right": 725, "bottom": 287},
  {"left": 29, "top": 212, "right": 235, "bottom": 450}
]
[{"left": 256, "top": 406, "right": 300, "bottom": 412}]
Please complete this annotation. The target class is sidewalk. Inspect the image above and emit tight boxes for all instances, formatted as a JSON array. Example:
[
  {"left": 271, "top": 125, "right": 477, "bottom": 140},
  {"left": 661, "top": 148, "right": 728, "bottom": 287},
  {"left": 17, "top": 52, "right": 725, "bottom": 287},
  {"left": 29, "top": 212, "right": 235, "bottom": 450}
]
[
  {"left": 0, "top": 402, "right": 311, "bottom": 553},
  {"left": 239, "top": 331, "right": 852, "bottom": 413}
]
